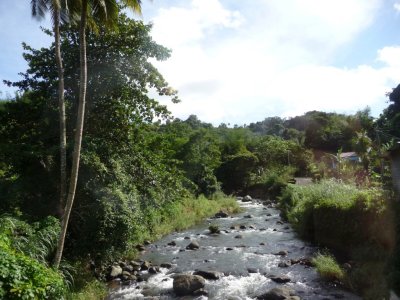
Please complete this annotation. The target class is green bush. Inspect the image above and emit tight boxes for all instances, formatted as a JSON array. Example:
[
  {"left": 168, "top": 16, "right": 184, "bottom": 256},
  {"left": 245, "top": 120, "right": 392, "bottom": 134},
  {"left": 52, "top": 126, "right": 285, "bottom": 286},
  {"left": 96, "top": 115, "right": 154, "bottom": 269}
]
[
  {"left": 312, "top": 253, "right": 345, "bottom": 282},
  {"left": 0, "top": 223, "right": 66, "bottom": 299},
  {"left": 279, "top": 180, "right": 396, "bottom": 298}
]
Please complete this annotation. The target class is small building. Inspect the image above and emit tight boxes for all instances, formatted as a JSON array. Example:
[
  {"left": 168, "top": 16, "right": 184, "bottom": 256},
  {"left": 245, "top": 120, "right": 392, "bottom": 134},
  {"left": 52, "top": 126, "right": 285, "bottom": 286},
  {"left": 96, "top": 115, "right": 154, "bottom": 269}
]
[{"left": 339, "top": 152, "right": 360, "bottom": 163}]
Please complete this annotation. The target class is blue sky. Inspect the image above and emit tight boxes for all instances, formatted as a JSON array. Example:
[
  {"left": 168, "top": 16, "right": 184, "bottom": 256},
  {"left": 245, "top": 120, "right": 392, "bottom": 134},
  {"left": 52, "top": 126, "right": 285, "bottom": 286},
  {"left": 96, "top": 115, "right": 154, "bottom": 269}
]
[{"left": 1, "top": 0, "right": 400, "bottom": 125}]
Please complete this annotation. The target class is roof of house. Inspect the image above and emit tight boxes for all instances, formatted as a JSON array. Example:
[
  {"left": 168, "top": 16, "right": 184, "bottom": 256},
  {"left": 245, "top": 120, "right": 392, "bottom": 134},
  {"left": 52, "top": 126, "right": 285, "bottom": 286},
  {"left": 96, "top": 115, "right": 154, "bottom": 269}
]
[{"left": 340, "top": 152, "right": 358, "bottom": 158}]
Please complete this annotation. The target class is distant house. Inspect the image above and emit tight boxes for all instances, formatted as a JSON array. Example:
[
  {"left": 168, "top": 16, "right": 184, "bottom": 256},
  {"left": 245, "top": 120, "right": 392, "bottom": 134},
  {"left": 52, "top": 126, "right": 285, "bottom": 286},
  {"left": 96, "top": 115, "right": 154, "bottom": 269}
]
[{"left": 339, "top": 152, "right": 360, "bottom": 163}]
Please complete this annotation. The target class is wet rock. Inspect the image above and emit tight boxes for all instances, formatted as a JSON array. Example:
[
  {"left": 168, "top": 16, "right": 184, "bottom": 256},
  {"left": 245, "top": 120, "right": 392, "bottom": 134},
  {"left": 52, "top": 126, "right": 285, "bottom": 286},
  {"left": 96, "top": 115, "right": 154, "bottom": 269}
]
[
  {"left": 186, "top": 241, "right": 200, "bottom": 250},
  {"left": 244, "top": 214, "right": 253, "bottom": 218},
  {"left": 249, "top": 225, "right": 256, "bottom": 229},
  {"left": 119, "top": 262, "right": 127, "bottom": 268},
  {"left": 276, "top": 221, "right": 284, "bottom": 225},
  {"left": 234, "top": 234, "right": 243, "bottom": 239},
  {"left": 141, "top": 261, "right": 151, "bottom": 270},
  {"left": 257, "top": 287, "right": 300, "bottom": 300},
  {"left": 270, "top": 275, "right": 291, "bottom": 283},
  {"left": 260, "top": 228, "right": 267, "bottom": 231},
  {"left": 260, "top": 242, "right": 266, "bottom": 245},
  {"left": 240, "top": 225, "right": 247, "bottom": 229},
  {"left": 160, "top": 263, "right": 172, "bottom": 269},
  {"left": 242, "top": 195, "right": 252, "bottom": 202},
  {"left": 144, "top": 240, "right": 151, "bottom": 245},
  {"left": 266, "top": 213, "right": 272, "bottom": 216},
  {"left": 173, "top": 274, "right": 206, "bottom": 296},
  {"left": 274, "top": 250, "right": 288, "bottom": 256},
  {"left": 273, "top": 229, "right": 278, "bottom": 231},
  {"left": 109, "top": 265, "right": 123, "bottom": 278},
  {"left": 214, "top": 210, "right": 229, "bottom": 218},
  {"left": 136, "top": 244, "right": 146, "bottom": 251},
  {"left": 148, "top": 266, "right": 160, "bottom": 274},
  {"left": 283, "top": 226, "right": 290, "bottom": 230},
  {"left": 291, "top": 257, "right": 312, "bottom": 267},
  {"left": 130, "top": 261, "right": 141, "bottom": 271},
  {"left": 193, "top": 288, "right": 208, "bottom": 296},
  {"left": 230, "top": 225, "right": 240, "bottom": 230},
  {"left": 226, "top": 247, "right": 234, "bottom": 251},
  {"left": 184, "top": 236, "right": 191, "bottom": 240},
  {"left": 167, "top": 241, "right": 177, "bottom": 246},
  {"left": 237, "top": 196, "right": 243, "bottom": 201},
  {"left": 123, "top": 265, "right": 134, "bottom": 272},
  {"left": 278, "top": 261, "right": 292, "bottom": 268},
  {"left": 247, "top": 267, "right": 258, "bottom": 273},
  {"left": 193, "top": 270, "right": 223, "bottom": 280}
]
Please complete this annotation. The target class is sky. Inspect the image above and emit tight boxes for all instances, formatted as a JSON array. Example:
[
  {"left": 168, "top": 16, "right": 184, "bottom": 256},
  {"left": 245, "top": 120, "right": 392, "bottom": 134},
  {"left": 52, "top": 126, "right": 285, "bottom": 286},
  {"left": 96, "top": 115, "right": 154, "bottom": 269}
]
[{"left": 1, "top": 0, "right": 400, "bottom": 125}]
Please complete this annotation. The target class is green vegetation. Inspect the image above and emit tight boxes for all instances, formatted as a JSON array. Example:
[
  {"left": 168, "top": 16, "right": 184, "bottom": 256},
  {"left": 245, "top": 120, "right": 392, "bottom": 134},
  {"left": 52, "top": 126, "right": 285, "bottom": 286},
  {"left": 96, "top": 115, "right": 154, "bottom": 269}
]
[
  {"left": 312, "top": 253, "right": 345, "bottom": 282},
  {"left": 279, "top": 180, "right": 395, "bottom": 298},
  {"left": 0, "top": 217, "right": 66, "bottom": 299}
]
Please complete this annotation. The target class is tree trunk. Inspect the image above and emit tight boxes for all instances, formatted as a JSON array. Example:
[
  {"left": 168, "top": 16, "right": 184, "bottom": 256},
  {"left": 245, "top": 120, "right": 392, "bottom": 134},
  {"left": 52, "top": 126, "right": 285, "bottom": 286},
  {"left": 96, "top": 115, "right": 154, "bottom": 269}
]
[
  {"left": 54, "top": 0, "right": 88, "bottom": 268},
  {"left": 53, "top": 8, "right": 67, "bottom": 218}
]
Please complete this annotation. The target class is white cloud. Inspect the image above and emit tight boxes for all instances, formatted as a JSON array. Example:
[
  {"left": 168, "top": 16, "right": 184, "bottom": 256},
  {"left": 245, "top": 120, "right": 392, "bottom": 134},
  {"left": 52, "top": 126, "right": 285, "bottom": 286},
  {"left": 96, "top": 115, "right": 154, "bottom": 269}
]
[
  {"left": 147, "top": 0, "right": 394, "bottom": 125},
  {"left": 394, "top": 2, "right": 400, "bottom": 12}
]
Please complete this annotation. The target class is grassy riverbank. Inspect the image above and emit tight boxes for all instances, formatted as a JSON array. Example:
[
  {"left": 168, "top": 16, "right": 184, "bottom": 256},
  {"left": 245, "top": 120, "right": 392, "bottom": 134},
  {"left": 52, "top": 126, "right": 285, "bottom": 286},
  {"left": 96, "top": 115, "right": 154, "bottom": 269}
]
[
  {"left": 279, "top": 180, "right": 396, "bottom": 299},
  {"left": 67, "top": 194, "right": 240, "bottom": 299}
]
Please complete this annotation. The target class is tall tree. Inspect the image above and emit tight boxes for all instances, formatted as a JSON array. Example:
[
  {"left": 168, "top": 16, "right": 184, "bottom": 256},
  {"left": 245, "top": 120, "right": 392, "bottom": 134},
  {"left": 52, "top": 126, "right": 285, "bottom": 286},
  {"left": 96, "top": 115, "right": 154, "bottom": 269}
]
[
  {"left": 31, "top": 0, "right": 69, "bottom": 217},
  {"left": 54, "top": 0, "right": 143, "bottom": 268}
]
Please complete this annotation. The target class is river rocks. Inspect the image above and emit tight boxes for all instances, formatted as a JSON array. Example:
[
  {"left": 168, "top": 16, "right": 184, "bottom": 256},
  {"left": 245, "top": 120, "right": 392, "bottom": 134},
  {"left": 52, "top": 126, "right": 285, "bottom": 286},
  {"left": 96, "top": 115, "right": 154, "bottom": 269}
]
[
  {"left": 257, "top": 287, "right": 300, "bottom": 300},
  {"left": 269, "top": 275, "right": 291, "bottom": 283},
  {"left": 141, "top": 261, "right": 151, "bottom": 270},
  {"left": 243, "top": 195, "right": 253, "bottom": 202},
  {"left": 167, "top": 241, "right": 176, "bottom": 246},
  {"left": 247, "top": 267, "right": 259, "bottom": 273},
  {"left": 226, "top": 247, "right": 234, "bottom": 251},
  {"left": 160, "top": 263, "right": 172, "bottom": 269},
  {"left": 214, "top": 210, "right": 229, "bottom": 218},
  {"left": 240, "top": 225, "right": 247, "bottom": 229},
  {"left": 136, "top": 244, "right": 146, "bottom": 251},
  {"left": 274, "top": 250, "right": 288, "bottom": 256},
  {"left": 230, "top": 225, "right": 240, "bottom": 230},
  {"left": 130, "top": 261, "right": 141, "bottom": 271},
  {"left": 148, "top": 266, "right": 160, "bottom": 274},
  {"left": 186, "top": 241, "right": 200, "bottom": 250},
  {"left": 144, "top": 240, "right": 151, "bottom": 245},
  {"left": 193, "top": 270, "right": 223, "bottom": 280},
  {"left": 249, "top": 225, "right": 256, "bottom": 229},
  {"left": 244, "top": 214, "right": 253, "bottom": 218},
  {"left": 173, "top": 274, "right": 206, "bottom": 296},
  {"left": 276, "top": 221, "right": 284, "bottom": 225},
  {"left": 109, "top": 265, "right": 123, "bottom": 278},
  {"left": 278, "top": 261, "right": 292, "bottom": 268},
  {"left": 234, "top": 234, "right": 243, "bottom": 239}
]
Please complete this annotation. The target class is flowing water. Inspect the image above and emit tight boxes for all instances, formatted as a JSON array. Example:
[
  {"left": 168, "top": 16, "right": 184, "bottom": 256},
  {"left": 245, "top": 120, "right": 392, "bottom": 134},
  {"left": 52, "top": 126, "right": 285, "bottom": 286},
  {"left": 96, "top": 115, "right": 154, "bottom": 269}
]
[{"left": 108, "top": 199, "right": 360, "bottom": 299}]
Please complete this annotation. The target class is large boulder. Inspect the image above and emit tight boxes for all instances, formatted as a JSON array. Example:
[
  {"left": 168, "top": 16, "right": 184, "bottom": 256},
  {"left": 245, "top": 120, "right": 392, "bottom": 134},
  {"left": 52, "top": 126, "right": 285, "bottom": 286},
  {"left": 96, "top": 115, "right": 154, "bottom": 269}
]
[
  {"left": 109, "top": 265, "right": 123, "bottom": 278},
  {"left": 243, "top": 195, "right": 253, "bottom": 202},
  {"left": 214, "top": 210, "right": 229, "bottom": 218},
  {"left": 173, "top": 274, "right": 206, "bottom": 296},
  {"left": 257, "top": 287, "right": 300, "bottom": 300},
  {"left": 186, "top": 241, "right": 200, "bottom": 250}
]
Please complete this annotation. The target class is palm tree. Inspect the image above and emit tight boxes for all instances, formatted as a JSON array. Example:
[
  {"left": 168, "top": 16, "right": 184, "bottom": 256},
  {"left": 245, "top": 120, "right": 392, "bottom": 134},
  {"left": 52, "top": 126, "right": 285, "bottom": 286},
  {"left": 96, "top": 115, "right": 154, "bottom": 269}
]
[
  {"left": 53, "top": 0, "right": 143, "bottom": 268},
  {"left": 31, "top": 0, "right": 69, "bottom": 217}
]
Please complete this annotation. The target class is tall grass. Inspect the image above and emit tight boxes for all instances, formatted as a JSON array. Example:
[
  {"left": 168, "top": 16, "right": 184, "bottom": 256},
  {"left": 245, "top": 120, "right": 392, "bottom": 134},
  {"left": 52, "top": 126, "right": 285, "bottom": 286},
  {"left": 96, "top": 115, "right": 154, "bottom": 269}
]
[{"left": 279, "top": 179, "right": 395, "bottom": 298}]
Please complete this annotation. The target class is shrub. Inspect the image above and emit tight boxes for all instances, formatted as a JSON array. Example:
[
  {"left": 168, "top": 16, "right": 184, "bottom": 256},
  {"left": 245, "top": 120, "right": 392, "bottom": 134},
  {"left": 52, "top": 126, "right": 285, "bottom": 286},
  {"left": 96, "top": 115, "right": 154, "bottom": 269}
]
[
  {"left": 208, "top": 224, "right": 220, "bottom": 234},
  {"left": 0, "top": 222, "right": 66, "bottom": 299},
  {"left": 312, "top": 253, "right": 345, "bottom": 282}
]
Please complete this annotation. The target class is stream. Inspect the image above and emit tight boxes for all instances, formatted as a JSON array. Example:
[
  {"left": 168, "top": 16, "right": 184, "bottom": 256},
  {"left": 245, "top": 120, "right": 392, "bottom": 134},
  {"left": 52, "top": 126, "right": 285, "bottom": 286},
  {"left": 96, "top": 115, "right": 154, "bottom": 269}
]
[{"left": 108, "top": 199, "right": 360, "bottom": 299}]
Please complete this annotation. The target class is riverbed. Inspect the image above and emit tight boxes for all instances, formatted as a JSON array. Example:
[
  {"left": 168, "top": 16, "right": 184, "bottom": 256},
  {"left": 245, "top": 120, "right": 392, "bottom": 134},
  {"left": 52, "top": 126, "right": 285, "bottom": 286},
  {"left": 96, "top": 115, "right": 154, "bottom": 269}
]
[{"left": 108, "top": 199, "right": 360, "bottom": 299}]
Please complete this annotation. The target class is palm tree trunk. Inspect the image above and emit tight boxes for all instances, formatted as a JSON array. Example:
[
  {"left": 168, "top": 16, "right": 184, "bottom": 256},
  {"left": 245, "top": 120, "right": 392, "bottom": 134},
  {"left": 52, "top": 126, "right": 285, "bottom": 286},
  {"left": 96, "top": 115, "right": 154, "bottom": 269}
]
[
  {"left": 53, "top": 7, "right": 67, "bottom": 218},
  {"left": 54, "top": 0, "right": 88, "bottom": 268}
]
